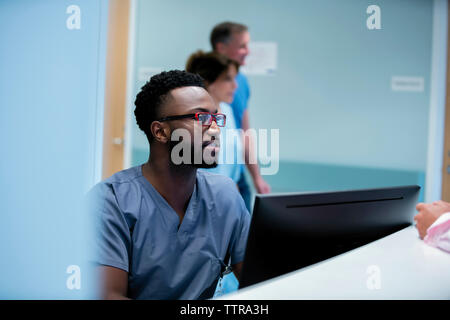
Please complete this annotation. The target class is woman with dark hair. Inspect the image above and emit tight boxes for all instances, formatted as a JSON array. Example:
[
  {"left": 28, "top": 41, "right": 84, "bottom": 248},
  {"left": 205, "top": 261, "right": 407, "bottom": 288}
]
[
  {"left": 186, "top": 51, "right": 244, "bottom": 185},
  {"left": 186, "top": 51, "right": 244, "bottom": 296}
]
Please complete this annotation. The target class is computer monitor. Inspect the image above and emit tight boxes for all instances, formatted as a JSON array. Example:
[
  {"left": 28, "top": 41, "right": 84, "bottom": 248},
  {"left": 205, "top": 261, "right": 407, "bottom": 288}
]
[{"left": 239, "top": 185, "right": 421, "bottom": 289}]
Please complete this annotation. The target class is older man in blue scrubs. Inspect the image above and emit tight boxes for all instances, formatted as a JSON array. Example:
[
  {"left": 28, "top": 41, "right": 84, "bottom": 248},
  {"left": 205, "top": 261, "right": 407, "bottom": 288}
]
[
  {"left": 88, "top": 70, "right": 250, "bottom": 299},
  {"left": 210, "top": 22, "right": 271, "bottom": 211}
]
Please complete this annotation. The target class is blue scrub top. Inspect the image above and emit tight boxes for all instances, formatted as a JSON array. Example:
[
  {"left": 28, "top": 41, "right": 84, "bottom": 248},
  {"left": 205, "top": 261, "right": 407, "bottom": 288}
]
[
  {"left": 87, "top": 165, "right": 250, "bottom": 300},
  {"left": 230, "top": 72, "right": 250, "bottom": 129}
]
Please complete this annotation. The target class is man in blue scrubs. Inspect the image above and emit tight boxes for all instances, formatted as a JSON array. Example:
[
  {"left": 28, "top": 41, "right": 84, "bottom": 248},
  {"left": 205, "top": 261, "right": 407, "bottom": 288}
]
[
  {"left": 88, "top": 70, "right": 251, "bottom": 299},
  {"left": 210, "top": 22, "right": 271, "bottom": 210}
]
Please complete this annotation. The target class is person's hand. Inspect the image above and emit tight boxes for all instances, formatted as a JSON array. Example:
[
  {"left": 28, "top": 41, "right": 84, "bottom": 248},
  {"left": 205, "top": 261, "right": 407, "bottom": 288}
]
[
  {"left": 254, "top": 176, "right": 271, "bottom": 194},
  {"left": 414, "top": 200, "right": 450, "bottom": 239}
]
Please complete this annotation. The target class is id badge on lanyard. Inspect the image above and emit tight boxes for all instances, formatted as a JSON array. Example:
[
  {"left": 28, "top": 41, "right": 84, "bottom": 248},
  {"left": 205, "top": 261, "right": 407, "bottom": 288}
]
[{"left": 213, "top": 264, "right": 232, "bottom": 297}]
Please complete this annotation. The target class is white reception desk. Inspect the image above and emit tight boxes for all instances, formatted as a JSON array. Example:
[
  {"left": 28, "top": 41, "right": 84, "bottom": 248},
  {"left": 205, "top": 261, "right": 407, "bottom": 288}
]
[{"left": 219, "top": 226, "right": 450, "bottom": 299}]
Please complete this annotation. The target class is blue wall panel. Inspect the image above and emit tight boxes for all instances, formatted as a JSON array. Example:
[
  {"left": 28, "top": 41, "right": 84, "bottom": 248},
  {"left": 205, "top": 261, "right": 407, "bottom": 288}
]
[{"left": 0, "top": 0, "right": 108, "bottom": 299}]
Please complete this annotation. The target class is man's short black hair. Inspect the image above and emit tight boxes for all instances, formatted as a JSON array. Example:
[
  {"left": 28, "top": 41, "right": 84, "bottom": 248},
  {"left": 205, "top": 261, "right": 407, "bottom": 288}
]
[
  {"left": 134, "top": 70, "right": 205, "bottom": 141},
  {"left": 210, "top": 21, "right": 248, "bottom": 50}
]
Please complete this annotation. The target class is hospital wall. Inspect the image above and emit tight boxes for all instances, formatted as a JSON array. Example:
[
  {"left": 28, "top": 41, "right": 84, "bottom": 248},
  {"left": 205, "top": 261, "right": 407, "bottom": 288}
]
[
  {"left": 129, "top": 0, "right": 431, "bottom": 202},
  {"left": 0, "top": 0, "right": 108, "bottom": 298}
]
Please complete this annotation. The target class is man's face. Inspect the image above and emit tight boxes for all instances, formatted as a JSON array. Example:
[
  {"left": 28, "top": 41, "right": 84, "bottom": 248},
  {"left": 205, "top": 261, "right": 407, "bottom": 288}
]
[
  {"left": 162, "top": 86, "right": 220, "bottom": 168},
  {"left": 217, "top": 31, "right": 250, "bottom": 66}
]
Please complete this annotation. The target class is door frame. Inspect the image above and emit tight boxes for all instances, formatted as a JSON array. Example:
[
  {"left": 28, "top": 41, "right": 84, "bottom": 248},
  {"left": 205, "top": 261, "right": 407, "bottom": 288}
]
[
  {"left": 442, "top": 0, "right": 450, "bottom": 201},
  {"left": 102, "top": 0, "right": 131, "bottom": 179},
  {"left": 425, "top": 0, "right": 448, "bottom": 202},
  {"left": 124, "top": 0, "right": 137, "bottom": 170}
]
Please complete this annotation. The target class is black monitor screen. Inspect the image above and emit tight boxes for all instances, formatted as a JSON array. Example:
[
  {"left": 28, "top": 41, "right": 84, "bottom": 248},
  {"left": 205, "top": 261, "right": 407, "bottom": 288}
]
[{"left": 239, "top": 185, "right": 420, "bottom": 289}]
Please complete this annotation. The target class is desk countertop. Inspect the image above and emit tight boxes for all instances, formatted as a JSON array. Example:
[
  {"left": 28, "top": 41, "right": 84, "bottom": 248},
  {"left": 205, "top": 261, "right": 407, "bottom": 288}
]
[{"left": 219, "top": 226, "right": 450, "bottom": 299}]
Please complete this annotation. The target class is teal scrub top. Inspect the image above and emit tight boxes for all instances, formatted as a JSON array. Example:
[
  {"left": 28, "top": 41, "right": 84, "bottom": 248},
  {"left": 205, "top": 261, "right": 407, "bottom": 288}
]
[{"left": 87, "top": 165, "right": 250, "bottom": 299}]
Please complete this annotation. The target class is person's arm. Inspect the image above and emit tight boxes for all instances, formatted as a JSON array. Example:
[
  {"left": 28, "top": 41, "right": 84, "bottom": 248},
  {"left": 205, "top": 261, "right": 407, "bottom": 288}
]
[
  {"left": 232, "top": 262, "right": 243, "bottom": 282},
  {"left": 424, "top": 212, "right": 450, "bottom": 253},
  {"left": 414, "top": 200, "right": 450, "bottom": 239},
  {"left": 87, "top": 184, "right": 133, "bottom": 300},
  {"left": 98, "top": 266, "right": 130, "bottom": 300},
  {"left": 241, "top": 109, "right": 271, "bottom": 194}
]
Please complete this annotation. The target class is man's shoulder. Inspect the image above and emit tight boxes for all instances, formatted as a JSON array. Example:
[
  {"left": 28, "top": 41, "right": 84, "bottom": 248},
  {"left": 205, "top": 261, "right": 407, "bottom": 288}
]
[
  {"left": 236, "top": 72, "right": 249, "bottom": 87},
  {"left": 197, "top": 170, "right": 236, "bottom": 188},
  {"left": 88, "top": 166, "right": 142, "bottom": 197},
  {"left": 233, "top": 72, "right": 250, "bottom": 105},
  {"left": 86, "top": 166, "right": 146, "bottom": 224},
  {"left": 103, "top": 165, "right": 141, "bottom": 184},
  {"left": 197, "top": 170, "right": 249, "bottom": 217},
  {"left": 196, "top": 170, "right": 241, "bottom": 202}
]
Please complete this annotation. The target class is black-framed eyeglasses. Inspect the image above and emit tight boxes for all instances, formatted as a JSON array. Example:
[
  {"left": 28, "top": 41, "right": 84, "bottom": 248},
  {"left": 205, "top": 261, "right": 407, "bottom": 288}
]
[{"left": 157, "top": 112, "right": 226, "bottom": 127}]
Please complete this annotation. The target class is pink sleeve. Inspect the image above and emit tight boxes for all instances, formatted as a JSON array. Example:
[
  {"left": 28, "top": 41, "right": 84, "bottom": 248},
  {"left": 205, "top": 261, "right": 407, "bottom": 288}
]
[{"left": 424, "top": 212, "right": 450, "bottom": 253}]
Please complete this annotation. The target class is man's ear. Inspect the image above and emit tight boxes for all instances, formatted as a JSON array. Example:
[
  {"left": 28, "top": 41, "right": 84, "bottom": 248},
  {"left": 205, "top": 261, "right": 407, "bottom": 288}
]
[{"left": 150, "top": 121, "right": 170, "bottom": 143}]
